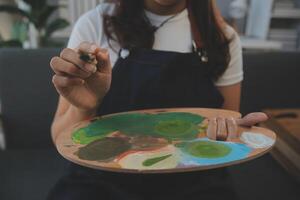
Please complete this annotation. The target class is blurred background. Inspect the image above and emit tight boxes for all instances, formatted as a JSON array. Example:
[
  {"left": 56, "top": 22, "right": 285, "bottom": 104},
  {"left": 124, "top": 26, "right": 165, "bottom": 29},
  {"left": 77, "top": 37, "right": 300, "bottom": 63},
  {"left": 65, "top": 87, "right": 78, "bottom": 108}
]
[
  {"left": 0, "top": 0, "right": 300, "bottom": 50},
  {"left": 0, "top": 1, "right": 299, "bottom": 200}
]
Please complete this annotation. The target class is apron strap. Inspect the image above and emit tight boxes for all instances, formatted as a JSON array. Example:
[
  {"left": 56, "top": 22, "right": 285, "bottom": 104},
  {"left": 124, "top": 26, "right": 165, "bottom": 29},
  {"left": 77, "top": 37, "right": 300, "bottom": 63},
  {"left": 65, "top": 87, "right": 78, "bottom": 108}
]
[
  {"left": 187, "top": 0, "right": 209, "bottom": 62},
  {"left": 187, "top": 1, "right": 203, "bottom": 49}
]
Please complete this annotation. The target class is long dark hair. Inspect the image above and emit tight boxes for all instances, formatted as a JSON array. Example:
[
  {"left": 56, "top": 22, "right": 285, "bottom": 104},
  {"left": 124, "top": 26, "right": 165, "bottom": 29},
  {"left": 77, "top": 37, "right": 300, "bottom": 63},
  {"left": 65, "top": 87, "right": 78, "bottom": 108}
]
[{"left": 103, "top": 0, "right": 232, "bottom": 80}]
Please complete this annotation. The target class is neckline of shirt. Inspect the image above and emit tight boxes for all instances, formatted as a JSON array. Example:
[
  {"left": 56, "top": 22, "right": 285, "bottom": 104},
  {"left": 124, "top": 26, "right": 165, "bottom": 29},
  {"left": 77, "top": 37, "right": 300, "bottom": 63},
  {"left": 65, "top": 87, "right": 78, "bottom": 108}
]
[{"left": 144, "top": 8, "right": 188, "bottom": 23}]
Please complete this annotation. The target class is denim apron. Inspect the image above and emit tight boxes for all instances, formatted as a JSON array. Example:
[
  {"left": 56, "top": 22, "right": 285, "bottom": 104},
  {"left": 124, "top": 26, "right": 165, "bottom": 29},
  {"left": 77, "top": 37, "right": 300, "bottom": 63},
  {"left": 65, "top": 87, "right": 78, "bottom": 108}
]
[
  {"left": 48, "top": 8, "right": 238, "bottom": 200},
  {"left": 47, "top": 47, "right": 238, "bottom": 200},
  {"left": 98, "top": 47, "right": 224, "bottom": 116}
]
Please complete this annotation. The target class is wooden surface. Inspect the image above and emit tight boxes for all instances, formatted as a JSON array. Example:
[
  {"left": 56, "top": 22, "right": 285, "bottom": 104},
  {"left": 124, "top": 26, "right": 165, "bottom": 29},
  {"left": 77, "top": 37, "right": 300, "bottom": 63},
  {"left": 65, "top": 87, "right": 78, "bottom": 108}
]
[
  {"left": 262, "top": 109, "right": 300, "bottom": 180},
  {"left": 263, "top": 109, "right": 300, "bottom": 142},
  {"left": 56, "top": 108, "right": 276, "bottom": 174}
]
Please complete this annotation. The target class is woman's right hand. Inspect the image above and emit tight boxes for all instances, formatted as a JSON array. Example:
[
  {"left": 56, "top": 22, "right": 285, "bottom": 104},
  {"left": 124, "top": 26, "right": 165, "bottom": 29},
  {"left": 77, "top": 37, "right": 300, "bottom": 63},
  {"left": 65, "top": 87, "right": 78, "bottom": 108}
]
[{"left": 50, "top": 42, "right": 112, "bottom": 112}]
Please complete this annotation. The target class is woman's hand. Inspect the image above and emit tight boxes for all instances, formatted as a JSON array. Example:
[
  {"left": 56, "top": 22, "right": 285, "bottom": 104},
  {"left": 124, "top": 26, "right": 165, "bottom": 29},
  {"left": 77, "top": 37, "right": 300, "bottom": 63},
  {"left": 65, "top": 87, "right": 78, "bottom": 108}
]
[
  {"left": 50, "top": 42, "right": 112, "bottom": 112},
  {"left": 206, "top": 112, "right": 269, "bottom": 141}
]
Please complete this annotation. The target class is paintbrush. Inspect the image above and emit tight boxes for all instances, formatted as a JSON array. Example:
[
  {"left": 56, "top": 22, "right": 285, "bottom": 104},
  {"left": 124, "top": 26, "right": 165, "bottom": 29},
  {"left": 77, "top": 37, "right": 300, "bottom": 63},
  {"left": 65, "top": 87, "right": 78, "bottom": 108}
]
[{"left": 79, "top": 52, "right": 98, "bottom": 65}]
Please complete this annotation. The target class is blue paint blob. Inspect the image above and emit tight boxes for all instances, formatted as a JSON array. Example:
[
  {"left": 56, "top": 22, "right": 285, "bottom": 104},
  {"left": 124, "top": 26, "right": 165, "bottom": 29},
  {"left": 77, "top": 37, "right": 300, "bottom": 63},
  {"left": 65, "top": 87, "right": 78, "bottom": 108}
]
[{"left": 178, "top": 138, "right": 252, "bottom": 166}]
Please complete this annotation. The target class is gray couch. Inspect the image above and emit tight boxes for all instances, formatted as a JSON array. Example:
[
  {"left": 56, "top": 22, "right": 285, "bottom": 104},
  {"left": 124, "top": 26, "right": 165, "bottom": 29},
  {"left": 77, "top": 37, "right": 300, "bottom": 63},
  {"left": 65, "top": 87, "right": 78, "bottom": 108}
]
[
  {"left": 0, "top": 48, "right": 60, "bottom": 149},
  {"left": 0, "top": 48, "right": 300, "bottom": 149},
  {"left": 0, "top": 48, "right": 300, "bottom": 200},
  {"left": 241, "top": 51, "right": 300, "bottom": 114}
]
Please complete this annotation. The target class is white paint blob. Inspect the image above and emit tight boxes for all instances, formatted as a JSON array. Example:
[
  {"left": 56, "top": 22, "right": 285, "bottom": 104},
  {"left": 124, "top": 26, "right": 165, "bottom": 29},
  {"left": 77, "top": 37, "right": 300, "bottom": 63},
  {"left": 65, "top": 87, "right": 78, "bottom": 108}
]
[
  {"left": 117, "top": 145, "right": 180, "bottom": 170},
  {"left": 241, "top": 132, "right": 275, "bottom": 149}
]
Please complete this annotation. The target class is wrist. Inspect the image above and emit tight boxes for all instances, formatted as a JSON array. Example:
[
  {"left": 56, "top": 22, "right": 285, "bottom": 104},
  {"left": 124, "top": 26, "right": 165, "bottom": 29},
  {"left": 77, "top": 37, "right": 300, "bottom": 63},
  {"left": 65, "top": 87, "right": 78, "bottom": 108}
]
[{"left": 68, "top": 105, "right": 98, "bottom": 120}]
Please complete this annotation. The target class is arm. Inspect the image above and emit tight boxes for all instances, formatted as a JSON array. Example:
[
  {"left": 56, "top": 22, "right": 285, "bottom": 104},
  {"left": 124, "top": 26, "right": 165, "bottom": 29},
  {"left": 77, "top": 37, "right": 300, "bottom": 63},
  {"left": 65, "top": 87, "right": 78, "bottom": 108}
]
[
  {"left": 50, "top": 43, "right": 112, "bottom": 142},
  {"left": 51, "top": 7, "right": 112, "bottom": 142},
  {"left": 208, "top": 83, "right": 268, "bottom": 141},
  {"left": 207, "top": 27, "right": 268, "bottom": 141},
  {"left": 218, "top": 82, "right": 241, "bottom": 112},
  {"left": 215, "top": 26, "right": 243, "bottom": 112},
  {"left": 51, "top": 97, "right": 97, "bottom": 142}
]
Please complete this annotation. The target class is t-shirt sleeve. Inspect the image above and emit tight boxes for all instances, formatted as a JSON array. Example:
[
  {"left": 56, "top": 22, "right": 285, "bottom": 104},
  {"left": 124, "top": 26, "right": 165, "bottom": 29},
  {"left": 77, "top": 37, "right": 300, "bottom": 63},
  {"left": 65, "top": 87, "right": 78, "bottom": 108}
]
[
  {"left": 214, "top": 26, "right": 243, "bottom": 87},
  {"left": 67, "top": 7, "right": 102, "bottom": 49}
]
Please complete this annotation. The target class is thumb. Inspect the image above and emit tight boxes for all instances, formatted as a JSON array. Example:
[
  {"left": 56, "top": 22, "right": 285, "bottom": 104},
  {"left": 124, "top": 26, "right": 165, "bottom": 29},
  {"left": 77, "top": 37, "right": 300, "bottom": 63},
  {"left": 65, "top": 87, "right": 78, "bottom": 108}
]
[
  {"left": 237, "top": 112, "right": 269, "bottom": 127},
  {"left": 96, "top": 49, "right": 112, "bottom": 74}
]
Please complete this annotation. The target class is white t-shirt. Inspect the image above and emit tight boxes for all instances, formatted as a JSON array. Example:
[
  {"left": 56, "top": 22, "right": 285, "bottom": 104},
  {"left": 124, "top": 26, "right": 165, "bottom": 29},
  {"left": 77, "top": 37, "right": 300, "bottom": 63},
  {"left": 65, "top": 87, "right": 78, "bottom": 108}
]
[{"left": 67, "top": 3, "right": 243, "bottom": 86}]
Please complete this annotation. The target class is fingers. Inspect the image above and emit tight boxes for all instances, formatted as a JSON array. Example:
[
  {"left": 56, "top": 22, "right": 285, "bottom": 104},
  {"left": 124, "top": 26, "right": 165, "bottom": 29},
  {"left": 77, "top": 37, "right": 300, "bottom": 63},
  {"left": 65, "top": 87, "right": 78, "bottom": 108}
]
[
  {"left": 207, "top": 118, "right": 217, "bottom": 140},
  {"left": 78, "top": 42, "right": 100, "bottom": 54},
  {"left": 52, "top": 75, "right": 84, "bottom": 95},
  {"left": 77, "top": 42, "right": 112, "bottom": 74},
  {"left": 78, "top": 42, "right": 100, "bottom": 65},
  {"left": 237, "top": 112, "right": 269, "bottom": 127},
  {"left": 60, "top": 48, "right": 97, "bottom": 73},
  {"left": 96, "top": 49, "right": 112, "bottom": 74},
  {"left": 206, "top": 117, "right": 238, "bottom": 141},
  {"left": 216, "top": 117, "right": 227, "bottom": 141},
  {"left": 50, "top": 56, "right": 91, "bottom": 78},
  {"left": 226, "top": 118, "right": 238, "bottom": 139},
  {"left": 206, "top": 112, "right": 268, "bottom": 141}
]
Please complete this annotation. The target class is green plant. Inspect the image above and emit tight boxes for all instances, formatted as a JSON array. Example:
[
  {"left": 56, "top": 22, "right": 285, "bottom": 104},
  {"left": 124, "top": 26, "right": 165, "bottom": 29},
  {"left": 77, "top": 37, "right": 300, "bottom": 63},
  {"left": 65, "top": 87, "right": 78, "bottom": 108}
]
[
  {"left": 0, "top": 33, "right": 22, "bottom": 47},
  {"left": 0, "top": 0, "right": 69, "bottom": 47}
]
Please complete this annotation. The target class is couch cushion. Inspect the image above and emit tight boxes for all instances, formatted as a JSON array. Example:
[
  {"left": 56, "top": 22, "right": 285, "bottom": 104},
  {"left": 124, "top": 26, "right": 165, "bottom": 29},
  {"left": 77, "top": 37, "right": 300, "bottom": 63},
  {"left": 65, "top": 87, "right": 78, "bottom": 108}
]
[
  {"left": 241, "top": 51, "right": 300, "bottom": 115},
  {"left": 0, "top": 48, "right": 60, "bottom": 149}
]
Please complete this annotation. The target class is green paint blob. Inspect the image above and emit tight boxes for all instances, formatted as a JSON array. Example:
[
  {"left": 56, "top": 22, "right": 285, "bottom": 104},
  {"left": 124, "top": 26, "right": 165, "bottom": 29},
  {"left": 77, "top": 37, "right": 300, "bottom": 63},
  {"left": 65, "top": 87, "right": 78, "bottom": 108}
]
[
  {"left": 154, "top": 120, "right": 198, "bottom": 140},
  {"left": 153, "top": 112, "right": 204, "bottom": 123},
  {"left": 77, "top": 137, "right": 131, "bottom": 161},
  {"left": 87, "top": 113, "right": 153, "bottom": 136},
  {"left": 72, "top": 112, "right": 204, "bottom": 144},
  {"left": 185, "top": 141, "right": 232, "bottom": 158},
  {"left": 142, "top": 154, "right": 172, "bottom": 167},
  {"left": 72, "top": 129, "right": 108, "bottom": 145}
]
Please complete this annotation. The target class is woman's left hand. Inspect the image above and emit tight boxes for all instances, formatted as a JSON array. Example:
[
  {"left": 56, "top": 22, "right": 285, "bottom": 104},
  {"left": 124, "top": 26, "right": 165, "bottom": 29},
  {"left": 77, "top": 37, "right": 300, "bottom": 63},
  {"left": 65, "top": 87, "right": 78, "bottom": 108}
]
[{"left": 206, "top": 112, "right": 269, "bottom": 141}]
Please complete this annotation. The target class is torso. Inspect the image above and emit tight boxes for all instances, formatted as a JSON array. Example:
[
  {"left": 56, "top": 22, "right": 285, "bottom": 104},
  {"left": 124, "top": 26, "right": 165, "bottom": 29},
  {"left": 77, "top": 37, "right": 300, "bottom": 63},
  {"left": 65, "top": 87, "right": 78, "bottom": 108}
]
[{"left": 67, "top": 3, "right": 243, "bottom": 87}]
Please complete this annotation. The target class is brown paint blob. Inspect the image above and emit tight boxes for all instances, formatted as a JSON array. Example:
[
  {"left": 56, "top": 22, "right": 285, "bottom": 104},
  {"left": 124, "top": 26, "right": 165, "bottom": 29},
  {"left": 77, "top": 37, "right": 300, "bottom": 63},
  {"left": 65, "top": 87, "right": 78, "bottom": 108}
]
[
  {"left": 131, "top": 136, "right": 168, "bottom": 151},
  {"left": 77, "top": 137, "right": 131, "bottom": 161}
]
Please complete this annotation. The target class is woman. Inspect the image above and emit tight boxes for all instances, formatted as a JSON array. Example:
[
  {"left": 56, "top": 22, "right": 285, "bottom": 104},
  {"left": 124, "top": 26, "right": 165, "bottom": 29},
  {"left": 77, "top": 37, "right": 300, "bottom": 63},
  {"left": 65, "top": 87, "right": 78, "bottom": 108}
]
[{"left": 49, "top": 0, "right": 267, "bottom": 199}]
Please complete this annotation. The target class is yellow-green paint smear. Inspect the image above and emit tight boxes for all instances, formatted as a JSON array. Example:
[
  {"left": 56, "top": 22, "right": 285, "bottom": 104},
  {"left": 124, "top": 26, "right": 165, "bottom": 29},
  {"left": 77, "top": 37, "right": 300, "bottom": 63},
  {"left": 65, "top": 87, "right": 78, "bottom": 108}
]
[{"left": 185, "top": 141, "right": 232, "bottom": 158}]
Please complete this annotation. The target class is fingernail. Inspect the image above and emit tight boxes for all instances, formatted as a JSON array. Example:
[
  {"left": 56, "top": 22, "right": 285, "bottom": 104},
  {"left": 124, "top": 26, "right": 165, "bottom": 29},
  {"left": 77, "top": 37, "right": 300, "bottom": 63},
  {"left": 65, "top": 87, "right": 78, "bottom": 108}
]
[
  {"left": 85, "top": 64, "right": 97, "bottom": 73},
  {"left": 90, "top": 45, "right": 98, "bottom": 53}
]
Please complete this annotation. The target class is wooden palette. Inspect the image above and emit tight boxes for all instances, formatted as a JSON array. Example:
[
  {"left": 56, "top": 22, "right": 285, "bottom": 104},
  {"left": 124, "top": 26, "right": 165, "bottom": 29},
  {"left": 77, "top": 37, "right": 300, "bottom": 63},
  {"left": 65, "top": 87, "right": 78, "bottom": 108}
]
[{"left": 55, "top": 108, "right": 276, "bottom": 174}]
